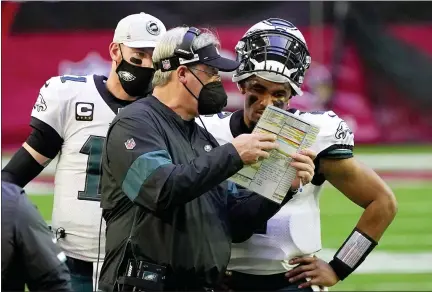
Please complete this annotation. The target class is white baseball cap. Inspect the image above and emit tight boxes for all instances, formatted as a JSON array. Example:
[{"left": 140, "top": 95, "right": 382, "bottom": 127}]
[{"left": 113, "top": 12, "right": 166, "bottom": 48}]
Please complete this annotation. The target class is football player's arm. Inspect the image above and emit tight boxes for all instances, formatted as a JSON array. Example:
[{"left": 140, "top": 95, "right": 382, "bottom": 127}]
[
  {"left": 321, "top": 157, "right": 397, "bottom": 279},
  {"left": 16, "top": 192, "right": 72, "bottom": 291},
  {"left": 1, "top": 78, "right": 64, "bottom": 187},
  {"left": 318, "top": 120, "right": 397, "bottom": 281},
  {"left": 322, "top": 158, "right": 397, "bottom": 241},
  {"left": 106, "top": 117, "right": 244, "bottom": 212},
  {"left": 226, "top": 182, "right": 297, "bottom": 243}
]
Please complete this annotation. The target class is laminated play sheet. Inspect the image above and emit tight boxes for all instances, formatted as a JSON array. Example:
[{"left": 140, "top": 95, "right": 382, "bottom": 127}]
[{"left": 229, "top": 106, "right": 320, "bottom": 204}]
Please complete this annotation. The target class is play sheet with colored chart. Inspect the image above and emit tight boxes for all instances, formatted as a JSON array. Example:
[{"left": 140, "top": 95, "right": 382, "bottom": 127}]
[{"left": 229, "top": 106, "right": 320, "bottom": 204}]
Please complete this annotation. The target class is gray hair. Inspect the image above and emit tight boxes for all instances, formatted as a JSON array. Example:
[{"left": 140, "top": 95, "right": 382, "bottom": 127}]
[{"left": 152, "top": 26, "right": 220, "bottom": 87}]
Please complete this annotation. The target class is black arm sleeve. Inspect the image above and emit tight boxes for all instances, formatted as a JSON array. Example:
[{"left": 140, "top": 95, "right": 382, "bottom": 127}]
[
  {"left": 106, "top": 117, "right": 244, "bottom": 212},
  {"left": 1, "top": 147, "right": 45, "bottom": 188},
  {"left": 16, "top": 194, "right": 72, "bottom": 291},
  {"left": 28, "top": 117, "right": 63, "bottom": 159},
  {"left": 227, "top": 184, "right": 296, "bottom": 243},
  {"left": 1, "top": 118, "right": 63, "bottom": 188}
]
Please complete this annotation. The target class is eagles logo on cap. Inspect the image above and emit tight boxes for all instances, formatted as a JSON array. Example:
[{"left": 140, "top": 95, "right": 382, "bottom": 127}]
[{"left": 146, "top": 21, "right": 160, "bottom": 36}]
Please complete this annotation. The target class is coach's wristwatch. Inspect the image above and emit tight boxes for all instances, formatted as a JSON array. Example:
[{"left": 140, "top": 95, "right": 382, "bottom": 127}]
[{"left": 291, "top": 188, "right": 300, "bottom": 194}]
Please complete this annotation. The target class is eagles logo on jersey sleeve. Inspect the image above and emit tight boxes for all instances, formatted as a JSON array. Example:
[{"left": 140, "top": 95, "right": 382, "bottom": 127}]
[{"left": 294, "top": 109, "right": 354, "bottom": 159}]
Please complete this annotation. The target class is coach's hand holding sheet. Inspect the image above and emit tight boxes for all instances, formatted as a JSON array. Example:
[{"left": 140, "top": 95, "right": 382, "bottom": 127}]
[{"left": 231, "top": 132, "right": 279, "bottom": 164}]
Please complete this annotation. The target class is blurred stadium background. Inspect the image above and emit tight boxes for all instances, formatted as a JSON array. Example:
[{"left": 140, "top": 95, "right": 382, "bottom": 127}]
[{"left": 2, "top": 1, "right": 432, "bottom": 291}]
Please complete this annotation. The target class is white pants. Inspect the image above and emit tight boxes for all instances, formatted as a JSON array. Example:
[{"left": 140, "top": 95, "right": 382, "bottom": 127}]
[{"left": 92, "top": 261, "right": 103, "bottom": 291}]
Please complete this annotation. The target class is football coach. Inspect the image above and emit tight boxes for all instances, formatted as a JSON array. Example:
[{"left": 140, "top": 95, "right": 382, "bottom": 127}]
[{"left": 98, "top": 26, "right": 316, "bottom": 292}]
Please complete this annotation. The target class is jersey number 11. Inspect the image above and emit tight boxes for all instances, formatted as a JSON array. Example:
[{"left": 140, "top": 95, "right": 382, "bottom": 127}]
[{"left": 77, "top": 135, "right": 105, "bottom": 201}]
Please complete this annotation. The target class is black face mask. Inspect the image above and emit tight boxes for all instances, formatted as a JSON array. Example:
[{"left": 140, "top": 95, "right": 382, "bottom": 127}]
[
  {"left": 116, "top": 59, "right": 155, "bottom": 97},
  {"left": 185, "top": 70, "right": 228, "bottom": 115},
  {"left": 197, "top": 81, "right": 228, "bottom": 115}
]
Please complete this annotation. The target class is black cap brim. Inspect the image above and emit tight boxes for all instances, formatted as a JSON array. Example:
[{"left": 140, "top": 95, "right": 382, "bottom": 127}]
[
  {"left": 202, "top": 56, "right": 240, "bottom": 72},
  {"left": 193, "top": 45, "right": 240, "bottom": 72}
]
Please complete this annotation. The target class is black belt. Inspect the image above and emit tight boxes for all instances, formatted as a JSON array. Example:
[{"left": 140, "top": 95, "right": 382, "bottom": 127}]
[
  {"left": 66, "top": 256, "right": 93, "bottom": 277},
  {"left": 224, "top": 270, "right": 307, "bottom": 291}
]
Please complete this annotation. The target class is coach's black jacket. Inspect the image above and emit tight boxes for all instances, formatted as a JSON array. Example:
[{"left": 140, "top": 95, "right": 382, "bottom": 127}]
[
  {"left": 1, "top": 181, "right": 72, "bottom": 291},
  {"left": 98, "top": 96, "right": 294, "bottom": 291}
]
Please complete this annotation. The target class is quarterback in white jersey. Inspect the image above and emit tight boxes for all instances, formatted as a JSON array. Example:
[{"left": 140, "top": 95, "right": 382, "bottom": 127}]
[
  {"left": 2, "top": 13, "right": 166, "bottom": 292},
  {"left": 198, "top": 18, "right": 397, "bottom": 291}
]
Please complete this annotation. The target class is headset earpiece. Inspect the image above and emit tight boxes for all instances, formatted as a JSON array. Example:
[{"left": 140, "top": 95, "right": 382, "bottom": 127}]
[
  {"left": 174, "top": 27, "right": 201, "bottom": 60},
  {"left": 154, "top": 27, "right": 203, "bottom": 72}
]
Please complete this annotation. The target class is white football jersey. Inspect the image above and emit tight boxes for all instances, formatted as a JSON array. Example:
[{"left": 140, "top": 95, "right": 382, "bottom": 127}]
[
  {"left": 31, "top": 74, "right": 128, "bottom": 262},
  {"left": 197, "top": 109, "right": 354, "bottom": 275}
]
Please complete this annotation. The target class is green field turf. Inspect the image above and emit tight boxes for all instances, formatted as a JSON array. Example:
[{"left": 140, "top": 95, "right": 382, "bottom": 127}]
[
  {"left": 333, "top": 273, "right": 432, "bottom": 291},
  {"left": 27, "top": 181, "right": 432, "bottom": 291},
  {"left": 319, "top": 183, "right": 432, "bottom": 291},
  {"left": 353, "top": 144, "right": 432, "bottom": 154},
  {"left": 320, "top": 184, "right": 432, "bottom": 252}
]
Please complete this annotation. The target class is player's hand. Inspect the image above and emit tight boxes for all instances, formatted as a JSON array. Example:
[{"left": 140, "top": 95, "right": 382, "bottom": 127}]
[
  {"left": 231, "top": 133, "right": 279, "bottom": 165},
  {"left": 290, "top": 149, "right": 316, "bottom": 191},
  {"left": 285, "top": 256, "right": 339, "bottom": 289}
]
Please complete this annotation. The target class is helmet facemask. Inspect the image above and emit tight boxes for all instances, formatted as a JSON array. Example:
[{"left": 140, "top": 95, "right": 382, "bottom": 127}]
[{"left": 233, "top": 29, "right": 311, "bottom": 96}]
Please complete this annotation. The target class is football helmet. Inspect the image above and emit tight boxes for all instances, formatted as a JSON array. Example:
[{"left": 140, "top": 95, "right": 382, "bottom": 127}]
[{"left": 232, "top": 18, "right": 311, "bottom": 96}]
